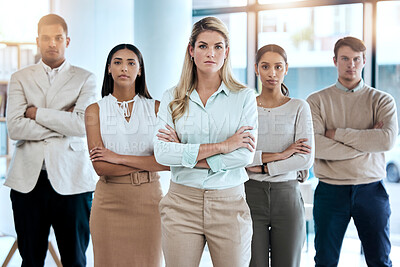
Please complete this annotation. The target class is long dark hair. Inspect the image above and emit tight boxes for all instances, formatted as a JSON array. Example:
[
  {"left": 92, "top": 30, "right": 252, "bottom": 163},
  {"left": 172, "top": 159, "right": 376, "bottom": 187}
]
[
  {"left": 256, "top": 44, "right": 289, "bottom": 96},
  {"left": 101, "top": 44, "right": 151, "bottom": 99}
]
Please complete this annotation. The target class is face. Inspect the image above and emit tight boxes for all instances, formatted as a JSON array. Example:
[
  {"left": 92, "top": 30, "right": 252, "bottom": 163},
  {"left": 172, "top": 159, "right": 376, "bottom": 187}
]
[
  {"left": 108, "top": 48, "right": 141, "bottom": 88},
  {"left": 334, "top": 45, "right": 365, "bottom": 84},
  {"left": 189, "top": 30, "right": 229, "bottom": 75},
  {"left": 255, "top": 51, "right": 288, "bottom": 91},
  {"left": 36, "top": 24, "right": 70, "bottom": 68}
]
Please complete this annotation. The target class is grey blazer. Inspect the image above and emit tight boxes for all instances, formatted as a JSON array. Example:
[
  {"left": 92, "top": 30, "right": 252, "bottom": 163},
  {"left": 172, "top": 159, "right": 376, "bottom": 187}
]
[{"left": 5, "top": 61, "right": 98, "bottom": 195}]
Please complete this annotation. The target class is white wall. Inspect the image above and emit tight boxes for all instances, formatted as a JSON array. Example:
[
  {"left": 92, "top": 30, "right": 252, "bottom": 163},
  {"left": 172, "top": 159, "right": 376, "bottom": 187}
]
[{"left": 52, "top": 0, "right": 135, "bottom": 94}]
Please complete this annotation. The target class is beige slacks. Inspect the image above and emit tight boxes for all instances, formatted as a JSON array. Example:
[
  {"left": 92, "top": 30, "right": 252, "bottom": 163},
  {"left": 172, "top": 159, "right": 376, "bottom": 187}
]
[{"left": 159, "top": 181, "right": 253, "bottom": 267}]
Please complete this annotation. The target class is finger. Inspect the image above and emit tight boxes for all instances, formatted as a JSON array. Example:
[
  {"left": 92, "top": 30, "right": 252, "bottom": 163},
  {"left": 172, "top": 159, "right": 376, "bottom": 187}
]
[
  {"left": 247, "top": 138, "right": 256, "bottom": 149},
  {"left": 237, "top": 126, "right": 253, "bottom": 134},
  {"left": 158, "top": 129, "right": 171, "bottom": 135},
  {"left": 165, "top": 124, "right": 176, "bottom": 133},
  {"left": 246, "top": 143, "right": 254, "bottom": 152},
  {"left": 296, "top": 138, "right": 308, "bottom": 143}
]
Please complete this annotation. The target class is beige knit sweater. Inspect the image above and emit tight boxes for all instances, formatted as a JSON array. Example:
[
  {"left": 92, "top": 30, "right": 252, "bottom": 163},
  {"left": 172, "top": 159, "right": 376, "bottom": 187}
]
[{"left": 307, "top": 84, "right": 398, "bottom": 185}]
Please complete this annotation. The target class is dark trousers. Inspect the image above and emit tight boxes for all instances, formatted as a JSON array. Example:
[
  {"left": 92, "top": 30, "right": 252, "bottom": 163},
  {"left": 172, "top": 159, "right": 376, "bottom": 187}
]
[
  {"left": 10, "top": 170, "right": 92, "bottom": 267},
  {"left": 313, "top": 180, "right": 392, "bottom": 267},
  {"left": 245, "top": 179, "right": 305, "bottom": 267}
]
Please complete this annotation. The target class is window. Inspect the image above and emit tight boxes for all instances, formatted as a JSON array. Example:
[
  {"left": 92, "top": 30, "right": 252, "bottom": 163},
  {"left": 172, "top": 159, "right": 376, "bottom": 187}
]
[
  {"left": 377, "top": 1, "right": 400, "bottom": 126},
  {"left": 258, "top": 4, "right": 363, "bottom": 98},
  {"left": 193, "top": 0, "right": 247, "bottom": 9}
]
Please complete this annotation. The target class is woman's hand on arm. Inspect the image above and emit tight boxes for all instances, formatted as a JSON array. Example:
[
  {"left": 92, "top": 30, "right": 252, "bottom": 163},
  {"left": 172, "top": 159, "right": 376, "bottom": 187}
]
[{"left": 262, "top": 138, "right": 311, "bottom": 163}]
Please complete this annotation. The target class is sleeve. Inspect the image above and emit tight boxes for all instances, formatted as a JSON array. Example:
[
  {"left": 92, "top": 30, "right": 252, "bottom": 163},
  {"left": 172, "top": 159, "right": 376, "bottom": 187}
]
[
  {"left": 6, "top": 73, "right": 63, "bottom": 141},
  {"left": 153, "top": 89, "right": 200, "bottom": 167},
  {"left": 246, "top": 150, "right": 263, "bottom": 167},
  {"left": 35, "top": 72, "right": 98, "bottom": 137},
  {"left": 334, "top": 93, "right": 398, "bottom": 152},
  {"left": 267, "top": 101, "right": 315, "bottom": 176},
  {"left": 206, "top": 89, "right": 258, "bottom": 172},
  {"left": 307, "top": 94, "right": 364, "bottom": 160}
]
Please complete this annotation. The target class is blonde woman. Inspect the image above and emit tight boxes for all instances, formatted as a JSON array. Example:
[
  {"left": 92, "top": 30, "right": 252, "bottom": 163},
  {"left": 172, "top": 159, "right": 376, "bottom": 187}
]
[{"left": 154, "top": 17, "right": 258, "bottom": 267}]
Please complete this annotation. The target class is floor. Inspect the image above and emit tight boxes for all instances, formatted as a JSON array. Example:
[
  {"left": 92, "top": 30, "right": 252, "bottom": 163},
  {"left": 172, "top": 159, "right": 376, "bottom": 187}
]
[{"left": 1, "top": 233, "right": 399, "bottom": 267}]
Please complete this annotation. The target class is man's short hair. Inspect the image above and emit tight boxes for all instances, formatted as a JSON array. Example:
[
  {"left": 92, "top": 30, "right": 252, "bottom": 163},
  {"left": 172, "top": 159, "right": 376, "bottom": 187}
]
[
  {"left": 38, "top": 14, "right": 68, "bottom": 36},
  {"left": 334, "top": 36, "right": 366, "bottom": 59}
]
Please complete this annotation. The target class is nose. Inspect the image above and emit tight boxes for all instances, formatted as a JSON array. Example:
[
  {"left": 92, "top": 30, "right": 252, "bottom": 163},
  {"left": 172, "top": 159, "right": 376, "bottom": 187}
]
[
  {"left": 268, "top": 68, "right": 276, "bottom": 77},
  {"left": 49, "top": 38, "right": 56, "bottom": 47},
  {"left": 122, "top": 64, "right": 128, "bottom": 72},
  {"left": 207, "top": 47, "right": 215, "bottom": 58}
]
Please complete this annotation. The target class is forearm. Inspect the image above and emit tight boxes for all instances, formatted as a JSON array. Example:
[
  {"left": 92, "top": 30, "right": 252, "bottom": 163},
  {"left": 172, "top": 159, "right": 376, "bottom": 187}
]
[
  {"left": 196, "top": 143, "right": 223, "bottom": 161},
  {"left": 118, "top": 155, "right": 170, "bottom": 172},
  {"left": 92, "top": 161, "right": 139, "bottom": 176},
  {"left": 195, "top": 159, "right": 210, "bottom": 169},
  {"left": 36, "top": 108, "right": 86, "bottom": 137},
  {"left": 262, "top": 152, "right": 285, "bottom": 163},
  {"left": 315, "top": 134, "right": 364, "bottom": 160}
]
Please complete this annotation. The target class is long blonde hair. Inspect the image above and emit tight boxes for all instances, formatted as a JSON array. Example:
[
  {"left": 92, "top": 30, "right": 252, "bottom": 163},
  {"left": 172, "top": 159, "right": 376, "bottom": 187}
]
[{"left": 169, "top": 16, "right": 246, "bottom": 124}]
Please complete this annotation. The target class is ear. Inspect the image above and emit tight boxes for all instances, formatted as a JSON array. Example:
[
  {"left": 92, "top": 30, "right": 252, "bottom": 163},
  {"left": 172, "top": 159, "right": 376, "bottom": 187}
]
[
  {"left": 36, "top": 37, "right": 39, "bottom": 48},
  {"left": 188, "top": 43, "right": 194, "bottom": 58},
  {"left": 284, "top": 63, "right": 289, "bottom": 75},
  {"left": 224, "top": 46, "right": 229, "bottom": 60},
  {"left": 108, "top": 64, "right": 111, "bottom": 75},
  {"left": 333, "top": 56, "right": 338, "bottom": 67},
  {"left": 66, "top": 37, "right": 70, "bottom": 48},
  {"left": 254, "top": 63, "right": 259, "bottom": 76}
]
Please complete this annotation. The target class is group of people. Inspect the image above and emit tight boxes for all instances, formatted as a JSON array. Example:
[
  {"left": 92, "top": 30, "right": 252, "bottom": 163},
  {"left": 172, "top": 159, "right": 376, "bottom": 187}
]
[{"left": 4, "top": 13, "right": 397, "bottom": 267}]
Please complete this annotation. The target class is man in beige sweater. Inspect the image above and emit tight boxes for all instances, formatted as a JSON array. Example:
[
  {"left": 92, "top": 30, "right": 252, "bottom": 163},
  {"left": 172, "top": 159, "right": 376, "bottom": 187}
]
[{"left": 307, "top": 36, "right": 397, "bottom": 267}]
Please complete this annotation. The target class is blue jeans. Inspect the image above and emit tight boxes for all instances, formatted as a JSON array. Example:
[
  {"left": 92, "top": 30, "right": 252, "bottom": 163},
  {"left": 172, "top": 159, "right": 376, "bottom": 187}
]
[{"left": 313, "top": 180, "right": 392, "bottom": 267}]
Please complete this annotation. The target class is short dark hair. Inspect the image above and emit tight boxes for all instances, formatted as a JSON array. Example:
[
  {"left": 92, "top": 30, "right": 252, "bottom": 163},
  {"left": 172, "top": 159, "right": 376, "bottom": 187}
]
[
  {"left": 255, "top": 44, "right": 290, "bottom": 96},
  {"left": 38, "top": 14, "right": 68, "bottom": 36},
  {"left": 334, "top": 36, "right": 366, "bottom": 60},
  {"left": 102, "top": 44, "right": 151, "bottom": 99}
]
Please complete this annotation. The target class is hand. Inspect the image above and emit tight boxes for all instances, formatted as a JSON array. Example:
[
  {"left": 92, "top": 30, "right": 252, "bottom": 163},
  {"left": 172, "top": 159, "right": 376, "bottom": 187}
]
[
  {"left": 246, "top": 166, "right": 262, "bottom": 173},
  {"left": 220, "top": 126, "right": 255, "bottom": 153},
  {"left": 157, "top": 124, "right": 181, "bottom": 143},
  {"left": 325, "top": 129, "right": 336, "bottom": 139},
  {"left": 90, "top": 147, "right": 121, "bottom": 164},
  {"left": 373, "top": 121, "right": 384, "bottom": 129},
  {"left": 280, "top": 138, "right": 312, "bottom": 159},
  {"left": 25, "top": 106, "right": 38, "bottom": 120}
]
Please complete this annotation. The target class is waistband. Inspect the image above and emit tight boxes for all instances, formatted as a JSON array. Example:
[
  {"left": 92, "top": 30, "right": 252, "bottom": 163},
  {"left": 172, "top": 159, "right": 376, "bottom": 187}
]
[
  {"left": 100, "top": 171, "right": 159, "bottom": 186},
  {"left": 168, "top": 181, "right": 244, "bottom": 198},
  {"left": 246, "top": 179, "right": 299, "bottom": 189}
]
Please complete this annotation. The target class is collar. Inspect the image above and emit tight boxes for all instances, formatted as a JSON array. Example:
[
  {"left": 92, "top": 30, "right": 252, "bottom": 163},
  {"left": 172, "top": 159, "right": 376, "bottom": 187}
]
[
  {"left": 40, "top": 59, "right": 67, "bottom": 74},
  {"left": 188, "top": 82, "right": 230, "bottom": 97},
  {"left": 335, "top": 79, "right": 364, "bottom": 93}
]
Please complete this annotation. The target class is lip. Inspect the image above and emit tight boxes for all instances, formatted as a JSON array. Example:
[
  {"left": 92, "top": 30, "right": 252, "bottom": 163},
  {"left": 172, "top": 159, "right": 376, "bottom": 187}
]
[
  {"left": 266, "top": 79, "right": 278, "bottom": 84},
  {"left": 46, "top": 50, "right": 58, "bottom": 54},
  {"left": 118, "top": 75, "right": 130, "bottom": 79},
  {"left": 204, "top": 61, "right": 216, "bottom": 64}
]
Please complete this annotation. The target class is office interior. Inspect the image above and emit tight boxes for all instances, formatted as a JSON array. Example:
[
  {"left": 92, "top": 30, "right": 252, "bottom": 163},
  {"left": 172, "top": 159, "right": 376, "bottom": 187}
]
[{"left": 0, "top": 0, "right": 400, "bottom": 266}]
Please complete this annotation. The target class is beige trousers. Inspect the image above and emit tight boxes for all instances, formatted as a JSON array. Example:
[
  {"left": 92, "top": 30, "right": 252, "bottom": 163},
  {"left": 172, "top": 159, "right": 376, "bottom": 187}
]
[{"left": 159, "top": 181, "right": 252, "bottom": 267}]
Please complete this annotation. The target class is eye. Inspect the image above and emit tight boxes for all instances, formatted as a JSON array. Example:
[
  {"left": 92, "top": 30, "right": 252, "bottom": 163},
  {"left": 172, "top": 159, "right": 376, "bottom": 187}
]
[
  {"left": 41, "top": 36, "right": 50, "bottom": 41},
  {"left": 261, "top": 65, "right": 268, "bottom": 70},
  {"left": 113, "top": 61, "right": 121, "bottom": 65},
  {"left": 215, "top": 45, "right": 223, "bottom": 50},
  {"left": 56, "top": 36, "right": 63, "bottom": 41},
  {"left": 276, "top": 65, "right": 282, "bottom": 70},
  {"left": 199, "top": 44, "right": 207, "bottom": 49},
  {"left": 128, "top": 62, "right": 136, "bottom": 66}
]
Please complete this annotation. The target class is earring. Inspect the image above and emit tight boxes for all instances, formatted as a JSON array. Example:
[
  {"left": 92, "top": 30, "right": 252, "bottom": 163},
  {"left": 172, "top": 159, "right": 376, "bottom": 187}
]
[{"left": 191, "top": 57, "right": 193, "bottom": 61}]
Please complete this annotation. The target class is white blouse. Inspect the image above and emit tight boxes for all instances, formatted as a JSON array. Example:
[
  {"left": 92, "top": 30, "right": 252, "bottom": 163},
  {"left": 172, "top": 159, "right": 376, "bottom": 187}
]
[{"left": 97, "top": 94, "right": 156, "bottom": 156}]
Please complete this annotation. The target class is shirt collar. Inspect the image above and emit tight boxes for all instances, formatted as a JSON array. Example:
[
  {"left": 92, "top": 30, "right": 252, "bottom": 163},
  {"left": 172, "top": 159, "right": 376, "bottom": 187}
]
[
  {"left": 40, "top": 59, "right": 67, "bottom": 74},
  {"left": 335, "top": 79, "right": 364, "bottom": 93}
]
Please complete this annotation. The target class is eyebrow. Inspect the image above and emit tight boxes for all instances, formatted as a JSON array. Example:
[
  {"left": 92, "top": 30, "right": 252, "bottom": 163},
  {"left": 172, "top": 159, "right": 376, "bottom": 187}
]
[
  {"left": 260, "top": 61, "right": 284, "bottom": 65},
  {"left": 198, "top": 41, "right": 224, "bottom": 45},
  {"left": 113, "top": 58, "right": 136, "bottom": 61}
]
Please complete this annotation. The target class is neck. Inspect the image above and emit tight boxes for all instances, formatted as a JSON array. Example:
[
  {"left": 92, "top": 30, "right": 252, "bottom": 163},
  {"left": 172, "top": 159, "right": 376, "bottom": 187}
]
[
  {"left": 112, "top": 84, "right": 136, "bottom": 101},
  {"left": 258, "top": 86, "right": 286, "bottom": 106},
  {"left": 43, "top": 58, "right": 65, "bottom": 69},
  {"left": 338, "top": 78, "right": 361, "bottom": 90},
  {"left": 196, "top": 71, "right": 222, "bottom": 93}
]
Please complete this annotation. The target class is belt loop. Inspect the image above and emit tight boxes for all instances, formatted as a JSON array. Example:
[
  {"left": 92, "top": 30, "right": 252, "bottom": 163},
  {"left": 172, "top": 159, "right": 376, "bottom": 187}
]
[{"left": 130, "top": 172, "right": 140, "bottom": 186}]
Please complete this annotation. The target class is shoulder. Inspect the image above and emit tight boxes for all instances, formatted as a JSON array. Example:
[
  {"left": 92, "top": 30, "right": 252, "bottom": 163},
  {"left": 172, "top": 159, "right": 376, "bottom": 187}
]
[
  {"left": 11, "top": 64, "right": 38, "bottom": 78},
  {"left": 290, "top": 98, "right": 310, "bottom": 109},
  {"left": 160, "top": 87, "right": 176, "bottom": 102},
  {"left": 306, "top": 84, "right": 336, "bottom": 102},
  {"left": 85, "top": 102, "right": 99, "bottom": 117},
  {"left": 364, "top": 85, "right": 396, "bottom": 106},
  {"left": 69, "top": 64, "right": 95, "bottom": 79}
]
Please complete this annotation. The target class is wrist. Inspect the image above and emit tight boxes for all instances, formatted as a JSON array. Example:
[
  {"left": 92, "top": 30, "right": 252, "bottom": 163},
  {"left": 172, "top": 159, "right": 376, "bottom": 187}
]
[{"left": 261, "top": 164, "right": 266, "bottom": 174}]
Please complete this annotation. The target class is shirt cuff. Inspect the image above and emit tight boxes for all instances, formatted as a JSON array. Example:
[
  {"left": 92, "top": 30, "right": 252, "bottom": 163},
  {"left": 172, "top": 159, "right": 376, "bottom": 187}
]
[
  {"left": 181, "top": 144, "right": 200, "bottom": 168},
  {"left": 247, "top": 150, "right": 262, "bottom": 167},
  {"left": 206, "top": 154, "right": 226, "bottom": 172}
]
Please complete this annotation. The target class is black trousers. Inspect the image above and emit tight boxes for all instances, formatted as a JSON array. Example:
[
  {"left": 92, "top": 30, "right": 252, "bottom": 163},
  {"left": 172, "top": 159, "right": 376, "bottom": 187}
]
[{"left": 10, "top": 170, "right": 92, "bottom": 267}]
